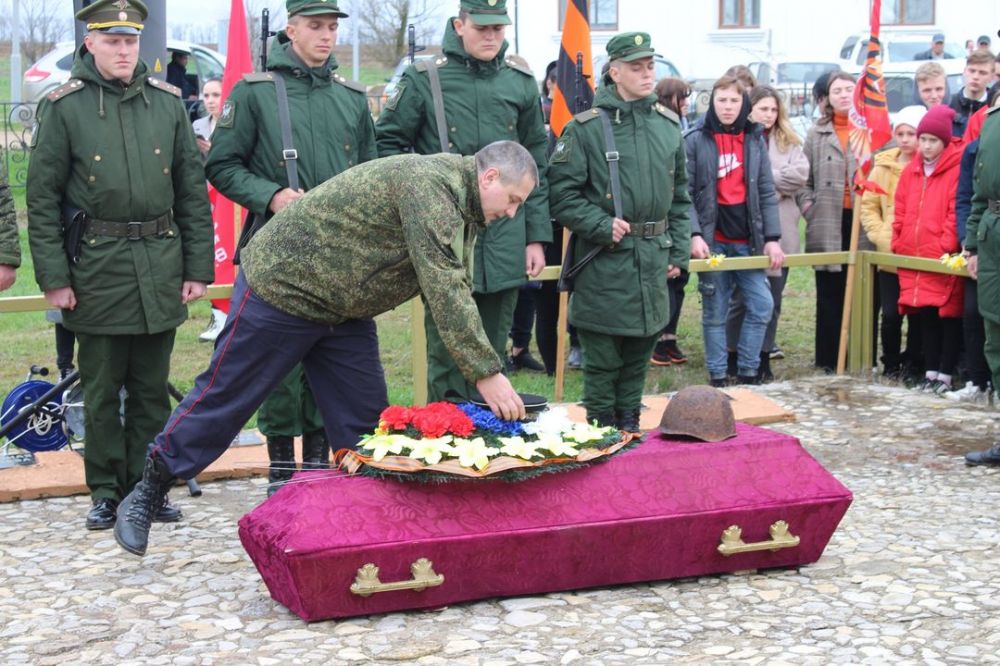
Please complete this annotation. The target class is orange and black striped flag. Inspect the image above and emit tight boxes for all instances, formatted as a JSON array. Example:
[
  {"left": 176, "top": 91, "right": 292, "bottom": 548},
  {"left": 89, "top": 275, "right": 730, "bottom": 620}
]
[
  {"left": 550, "top": 0, "right": 595, "bottom": 138},
  {"left": 849, "top": 0, "right": 892, "bottom": 192}
]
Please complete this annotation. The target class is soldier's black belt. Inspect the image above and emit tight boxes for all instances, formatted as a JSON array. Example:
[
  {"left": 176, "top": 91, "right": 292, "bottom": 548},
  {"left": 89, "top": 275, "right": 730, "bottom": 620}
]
[
  {"left": 989, "top": 200, "right": 1000, "bottom": 214},
  {"left": 87, "top": 214, "right": 171, "bottom": 240},
  {"left": 628, "top": 220, "right": 668, "bottom": 238}
]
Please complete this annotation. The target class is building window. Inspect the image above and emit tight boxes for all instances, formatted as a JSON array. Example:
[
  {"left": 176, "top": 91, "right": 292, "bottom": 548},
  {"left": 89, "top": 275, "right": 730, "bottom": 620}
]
[
  {"left": 558, "top": 0, "right": 618, "bottom": 31},
  {"left": 719, "top": 0, "right": 760, "bottom": 29},
  {"left": 882, "top": 0, "right": 934, "bottom": 25}
]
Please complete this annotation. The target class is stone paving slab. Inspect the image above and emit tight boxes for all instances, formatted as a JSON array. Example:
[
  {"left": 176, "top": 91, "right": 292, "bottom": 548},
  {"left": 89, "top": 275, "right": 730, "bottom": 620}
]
[{"left": 1, "top": 376, "right": 998, "bottom": 665}]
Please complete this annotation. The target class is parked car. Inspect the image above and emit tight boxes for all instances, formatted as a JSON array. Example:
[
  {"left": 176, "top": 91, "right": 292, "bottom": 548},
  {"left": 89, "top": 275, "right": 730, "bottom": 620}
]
[
  {"left": 838, "top": 30, "right": 965, "bottom": 73},
  {"left": 379, "top": 53, "right": 435, "bottom": 112},
  {"left": 592, "top": 53, "right": 682, "bottom": 84},
  {"left": 23, "top": 40, "right": 226, "bottom": 104}
]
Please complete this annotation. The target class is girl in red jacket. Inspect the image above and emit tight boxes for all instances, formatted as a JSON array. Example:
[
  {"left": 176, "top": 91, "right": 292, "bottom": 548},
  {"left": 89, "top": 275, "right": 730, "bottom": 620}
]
[{"left": 892, "top": 105, "right": 965, "bottom": 394}]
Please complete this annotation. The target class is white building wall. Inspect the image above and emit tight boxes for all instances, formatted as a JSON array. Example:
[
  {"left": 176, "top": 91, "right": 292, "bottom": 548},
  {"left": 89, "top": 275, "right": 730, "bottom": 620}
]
[{"left": 509, "top": 0, "right": 1000, "bottom": 81}]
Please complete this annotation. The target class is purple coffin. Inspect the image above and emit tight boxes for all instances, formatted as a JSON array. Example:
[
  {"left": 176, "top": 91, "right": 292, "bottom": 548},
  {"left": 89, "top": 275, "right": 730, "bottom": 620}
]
[{"left": 238, "top": 423, "right": 852, "bottom": 621}]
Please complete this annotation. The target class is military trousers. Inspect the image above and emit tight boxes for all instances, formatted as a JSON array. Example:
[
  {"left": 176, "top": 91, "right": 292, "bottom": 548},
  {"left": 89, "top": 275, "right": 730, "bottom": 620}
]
[
  {"left": 577, "top": 328, "right": 658, "bottom": 418},
  {"left": 425, "top": 287, "right": 518, "bottom": 402},
  {"left": 256, "top": 364, "right": 324, "bottom": 438},
  {"left": 76, "top": 329, "right": 175, "bottom": 502},
  {"left": 153, "top": 273, "right": 387, "bottom": 481}
]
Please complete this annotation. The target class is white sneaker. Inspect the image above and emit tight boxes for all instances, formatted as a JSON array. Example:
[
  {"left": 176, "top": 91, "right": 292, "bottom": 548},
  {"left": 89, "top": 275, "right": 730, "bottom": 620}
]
[
  {"left": 945, "top": 381, "right": 988, "bottom": 403},
  {"left": 199, "top": 308, "right": 226, "bottom": 342}
]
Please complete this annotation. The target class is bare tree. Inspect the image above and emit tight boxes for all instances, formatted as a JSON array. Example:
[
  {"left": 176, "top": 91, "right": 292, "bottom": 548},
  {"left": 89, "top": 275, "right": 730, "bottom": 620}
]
[
  {"left": 358, "top": 0, "right": 436, "bottom": 67},
  {"left": 20, "top": 0, "right": 72, "bottom": 64}
]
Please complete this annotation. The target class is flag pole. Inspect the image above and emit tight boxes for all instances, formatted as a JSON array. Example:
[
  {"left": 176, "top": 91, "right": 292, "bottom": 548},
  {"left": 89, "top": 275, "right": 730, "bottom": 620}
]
[{"left": 836, "top": 197, "right": 863, "bottom": 374}]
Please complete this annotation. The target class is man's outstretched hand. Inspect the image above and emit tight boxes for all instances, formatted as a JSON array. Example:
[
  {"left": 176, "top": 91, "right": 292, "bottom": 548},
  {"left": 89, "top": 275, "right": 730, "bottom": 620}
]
[{"left": 475, "top": 373, "right": 525, "bottom": 421}]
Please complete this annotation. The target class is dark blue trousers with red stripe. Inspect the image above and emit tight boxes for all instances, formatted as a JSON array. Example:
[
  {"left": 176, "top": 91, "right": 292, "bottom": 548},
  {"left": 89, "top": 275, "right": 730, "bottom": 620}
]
[{"left": 153, "top": 273, "right": 388, "bottom": 481}]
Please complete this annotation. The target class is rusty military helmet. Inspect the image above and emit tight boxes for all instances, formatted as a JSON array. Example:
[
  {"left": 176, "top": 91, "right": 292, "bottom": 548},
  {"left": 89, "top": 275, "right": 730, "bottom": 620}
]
[{"left": 657, "top": 385, "right": 736, "bottom": 442}]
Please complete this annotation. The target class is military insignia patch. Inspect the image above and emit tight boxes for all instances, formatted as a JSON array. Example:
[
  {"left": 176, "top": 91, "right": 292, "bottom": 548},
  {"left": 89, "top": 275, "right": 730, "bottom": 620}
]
[
  {"left": 219, "top": 100, "right": 236, "bottom": 128},
  {"left": 634, "top": 35, "right": 643, "bottom": 46},
  {"left": 550, "top": 136, "right": 573, "bottom": 164},
  {"left": 385, "top": 82, "right": 405, "bottom": 112}
]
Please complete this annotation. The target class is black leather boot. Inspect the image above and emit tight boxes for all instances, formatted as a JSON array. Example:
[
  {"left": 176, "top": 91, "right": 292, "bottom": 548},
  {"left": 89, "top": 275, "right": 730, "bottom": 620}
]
[
  {"left": 85, "top": 497, "right": 118, "bottom": 530},
  {"left": 615, "top": 409, "right": 642, "bottom": 435},
  {"left": 757, "top": 351, "right": 774, "bottom": 383},
  {"left": 114, "top": 453, "right": 175, "bottom": 556},
  {"left": 587, "top": 412, "right": 616, "bottom": 428},
  {"left": 266, "top": 435, "right": 296, "bottom": 497},
  {"left": 726, "top": 351, "right": 738, "bottom": 380},
  {"left": 153, "top": 495, "right": 183, "bottom": 523},
  {"left": 301, "top": 429, "right": 330, "bottom": 469}
]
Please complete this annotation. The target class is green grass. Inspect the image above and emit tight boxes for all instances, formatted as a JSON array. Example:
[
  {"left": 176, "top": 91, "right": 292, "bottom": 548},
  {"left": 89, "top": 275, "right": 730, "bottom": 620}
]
[{"left": 2, "top": 203, "right": 823, "bottom": 430}]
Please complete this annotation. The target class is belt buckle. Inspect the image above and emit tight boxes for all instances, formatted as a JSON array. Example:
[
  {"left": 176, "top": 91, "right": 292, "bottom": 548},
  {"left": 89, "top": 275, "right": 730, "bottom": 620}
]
[
  {"left": 282, "top": 148, "right": 298, "bottom": 161},
  {"left": 126, "top": 221, "right": 143, "bottom": 241},
  {"left": 605, "top": 150, "right": 619, "bottom": 162},
  {"left": 643, "top": 221, "right": 658, "bottom": 238}
]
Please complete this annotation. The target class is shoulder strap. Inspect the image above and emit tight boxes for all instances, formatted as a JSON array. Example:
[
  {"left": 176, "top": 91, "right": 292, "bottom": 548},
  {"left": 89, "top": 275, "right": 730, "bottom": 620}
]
[
  {"left": 243, "top": 72, "right": 274, "bottom": 83},
  {"left": 422, "top": 60, "right": 451, "bottom": 153},
  {"left": 271, "top": 73, "right": 300, "bottom": 191},
  {"left": 597, "top": 109, "right": 623, "bottom": 221},
  {"left": 146, "top": 77, "right": 181, "bottom": 97},
  {"left": 331, "top": 71, "right": 367, "bottom": 94},
  {"left": 46, "top": 79, "right": 85, "bottom": 102}
]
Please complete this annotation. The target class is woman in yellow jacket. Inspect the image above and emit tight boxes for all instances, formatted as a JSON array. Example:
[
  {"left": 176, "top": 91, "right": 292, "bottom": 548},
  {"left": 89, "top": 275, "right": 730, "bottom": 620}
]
[{"left": 860, "top": 104, "right": 926, "bottom": 380}]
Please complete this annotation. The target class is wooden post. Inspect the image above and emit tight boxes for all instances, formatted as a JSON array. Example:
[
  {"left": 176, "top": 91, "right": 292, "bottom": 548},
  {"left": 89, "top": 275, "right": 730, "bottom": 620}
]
[
  {"left": 836, "top": 197, "right": 863, "bottom": 374},
  {"left": 553, "top": 228, "right": 571, "bottom": 401},
  {"left": 411, "top": 299, "right": 427, "bottom": 406}
]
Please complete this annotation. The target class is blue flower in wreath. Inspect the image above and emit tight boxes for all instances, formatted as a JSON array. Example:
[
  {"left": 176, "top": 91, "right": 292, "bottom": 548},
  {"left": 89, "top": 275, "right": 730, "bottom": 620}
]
[{"left": 457, "top": 402, "right": 525, "bottom": 436}]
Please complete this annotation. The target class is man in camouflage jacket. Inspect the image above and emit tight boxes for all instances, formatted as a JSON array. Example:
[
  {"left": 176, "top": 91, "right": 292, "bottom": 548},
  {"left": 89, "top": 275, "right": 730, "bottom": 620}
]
[
  {"left": 114, "top": 142, "right": 535, "bottom": 557},
  {"left": 206, "top": 0, "right": 377, "bottom": 490}
]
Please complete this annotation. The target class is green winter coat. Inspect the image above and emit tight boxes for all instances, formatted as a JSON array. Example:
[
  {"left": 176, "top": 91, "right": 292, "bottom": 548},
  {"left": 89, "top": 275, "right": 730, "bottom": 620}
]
[
  {"left": 241, "top": 154, "right": 504, "bottom": 383},
  {"left": 375, "top": 20, "right": 551, "bottom": 294},
  {"left": 966, "top": 106, "right": 1000, "bottom": 324},
  {"left": 0, "top": 170, "right": 18, "bottom": 268},
  {"left": 27, "top": 47, "right": 214, "bottom": 335},
  {"left": 205, "top": 34, "right": 377, "bottom": 220},
  {"left": 548, "top": 80, "right": 691, "bottom": 337}
]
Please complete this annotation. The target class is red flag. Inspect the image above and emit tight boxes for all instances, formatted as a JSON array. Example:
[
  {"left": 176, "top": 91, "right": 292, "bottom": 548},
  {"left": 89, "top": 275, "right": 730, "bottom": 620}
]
[
  {"left": 848, "top": 0, "right": 892, "bottom": 194},
  {"left": 209, "top": 0, "right": 255, "bottom": 313},
  {"left": 550, "top": 0, "right": 595, "bottom": 137}
]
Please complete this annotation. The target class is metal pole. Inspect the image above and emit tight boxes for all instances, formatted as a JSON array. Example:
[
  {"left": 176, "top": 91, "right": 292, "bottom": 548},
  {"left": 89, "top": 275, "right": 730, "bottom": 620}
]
[
  {"left": 351, "top": 0, "right": 360, "bottom": 81},
  {"left": 10, "top": 0, "right": 21, "bottom": 103},
  {"left": 140, "top": 0, "right": 167, "bottom": 80}
]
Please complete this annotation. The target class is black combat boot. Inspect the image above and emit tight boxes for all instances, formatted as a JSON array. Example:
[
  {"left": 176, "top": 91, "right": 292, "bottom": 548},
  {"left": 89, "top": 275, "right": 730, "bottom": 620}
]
[
  {"left": 114, "top": 453, "right": 176, "bottom": 556},
  {"left": 587, "top": 412, "right": 616, "bottom": 428},
  {"left": 266, "top": 436, "right": 296, "bottom": 497},
  {"left": 757, "top": 351, "right": 774, "bottom": 383},
  {"left": 85, "top": 497, "right": 118, "bottom": 531},
  {"left": 615, "top": 409, "right": 642, "bottom": 435},
  {"left": 154, "top": 495, "right": 183, "bottom": 523},
  {"left": 301, "top": 430, "right": 330, "bottom": 469}
]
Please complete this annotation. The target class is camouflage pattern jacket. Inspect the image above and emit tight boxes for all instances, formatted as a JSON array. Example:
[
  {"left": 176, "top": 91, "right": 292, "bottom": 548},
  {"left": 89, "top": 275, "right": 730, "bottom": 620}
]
[
  {"left": 0, "top": 170, "right": 18, "bottom": 268},
  {"left": 240, "top": 154, "right": 504, "bottom": 382}
]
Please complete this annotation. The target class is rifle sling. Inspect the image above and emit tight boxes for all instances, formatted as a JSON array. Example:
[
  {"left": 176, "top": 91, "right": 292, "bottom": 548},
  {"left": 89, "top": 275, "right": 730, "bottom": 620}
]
[
  {"left": 272, "top": 73, "right": 300, "bottom": 191},
  {"left": 423, "top": 62, "right": 451, "bottom": 153}
]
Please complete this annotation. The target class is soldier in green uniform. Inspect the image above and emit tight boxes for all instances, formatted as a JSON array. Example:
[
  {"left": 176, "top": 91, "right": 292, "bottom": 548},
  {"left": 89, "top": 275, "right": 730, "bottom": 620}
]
[
  {"left": 0, "top": 168, "right": 17, "bottom": 292},
  {"left": 114, "top": 142, "right": 535, "bottom": 556},
  {"left": 206, "top": 0, "right": 376, "bottom": 493},
  {"left": 964, "top": 86, "right": 1000, "bottom": 466},
  {"left": 548, "top": 33, "right": 691, "bottom": 433},
  {"left": 26, "top": 0, "right": 214, "bottom": 530},
  {"left": 375, "top": 0, "right": 551, "bottom": 402}
]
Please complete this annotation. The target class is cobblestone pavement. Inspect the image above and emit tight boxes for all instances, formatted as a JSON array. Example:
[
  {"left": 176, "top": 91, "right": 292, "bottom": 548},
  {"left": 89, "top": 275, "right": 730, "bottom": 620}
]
[{"left": 1, "top": 376, "right": 998, "bottom": 665}]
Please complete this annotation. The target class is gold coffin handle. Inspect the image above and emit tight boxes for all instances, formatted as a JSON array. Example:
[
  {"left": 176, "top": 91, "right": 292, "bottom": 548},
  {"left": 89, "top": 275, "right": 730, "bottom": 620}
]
[
  {"left": 717, "top": 520, "right": 800, "bottom": 557},
  {"left": 350, "top": 558, "right": 445, "bottom": 597}
]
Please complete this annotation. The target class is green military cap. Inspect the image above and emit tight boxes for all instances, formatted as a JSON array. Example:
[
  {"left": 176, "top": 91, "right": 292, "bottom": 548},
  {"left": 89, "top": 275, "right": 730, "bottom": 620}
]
[
  {"left": 606, "top": 32, "right": 656, "bottom": 62},
  {"left": 286, "top": 0, "right": 349, "bottom": 18},
  {"left": 460, "top": 0, "right": 512, "bottom": 26},
  {"left": 75, "top": 0, "right": 148, "bottom": 35}
]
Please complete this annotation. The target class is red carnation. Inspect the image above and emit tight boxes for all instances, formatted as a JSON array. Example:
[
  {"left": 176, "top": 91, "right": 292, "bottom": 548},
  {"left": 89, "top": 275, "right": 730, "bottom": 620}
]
[
  {"left": 412, "top": 402, "right": 474, "bottom": 438},
  {"left": 379, "top": 405, "right": 413, "bottom": 431}
]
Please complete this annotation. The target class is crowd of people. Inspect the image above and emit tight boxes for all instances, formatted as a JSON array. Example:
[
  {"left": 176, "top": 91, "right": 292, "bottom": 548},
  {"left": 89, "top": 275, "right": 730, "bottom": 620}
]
[{"left": 0, "top": 0, "right": 999, "bottom": 555}]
